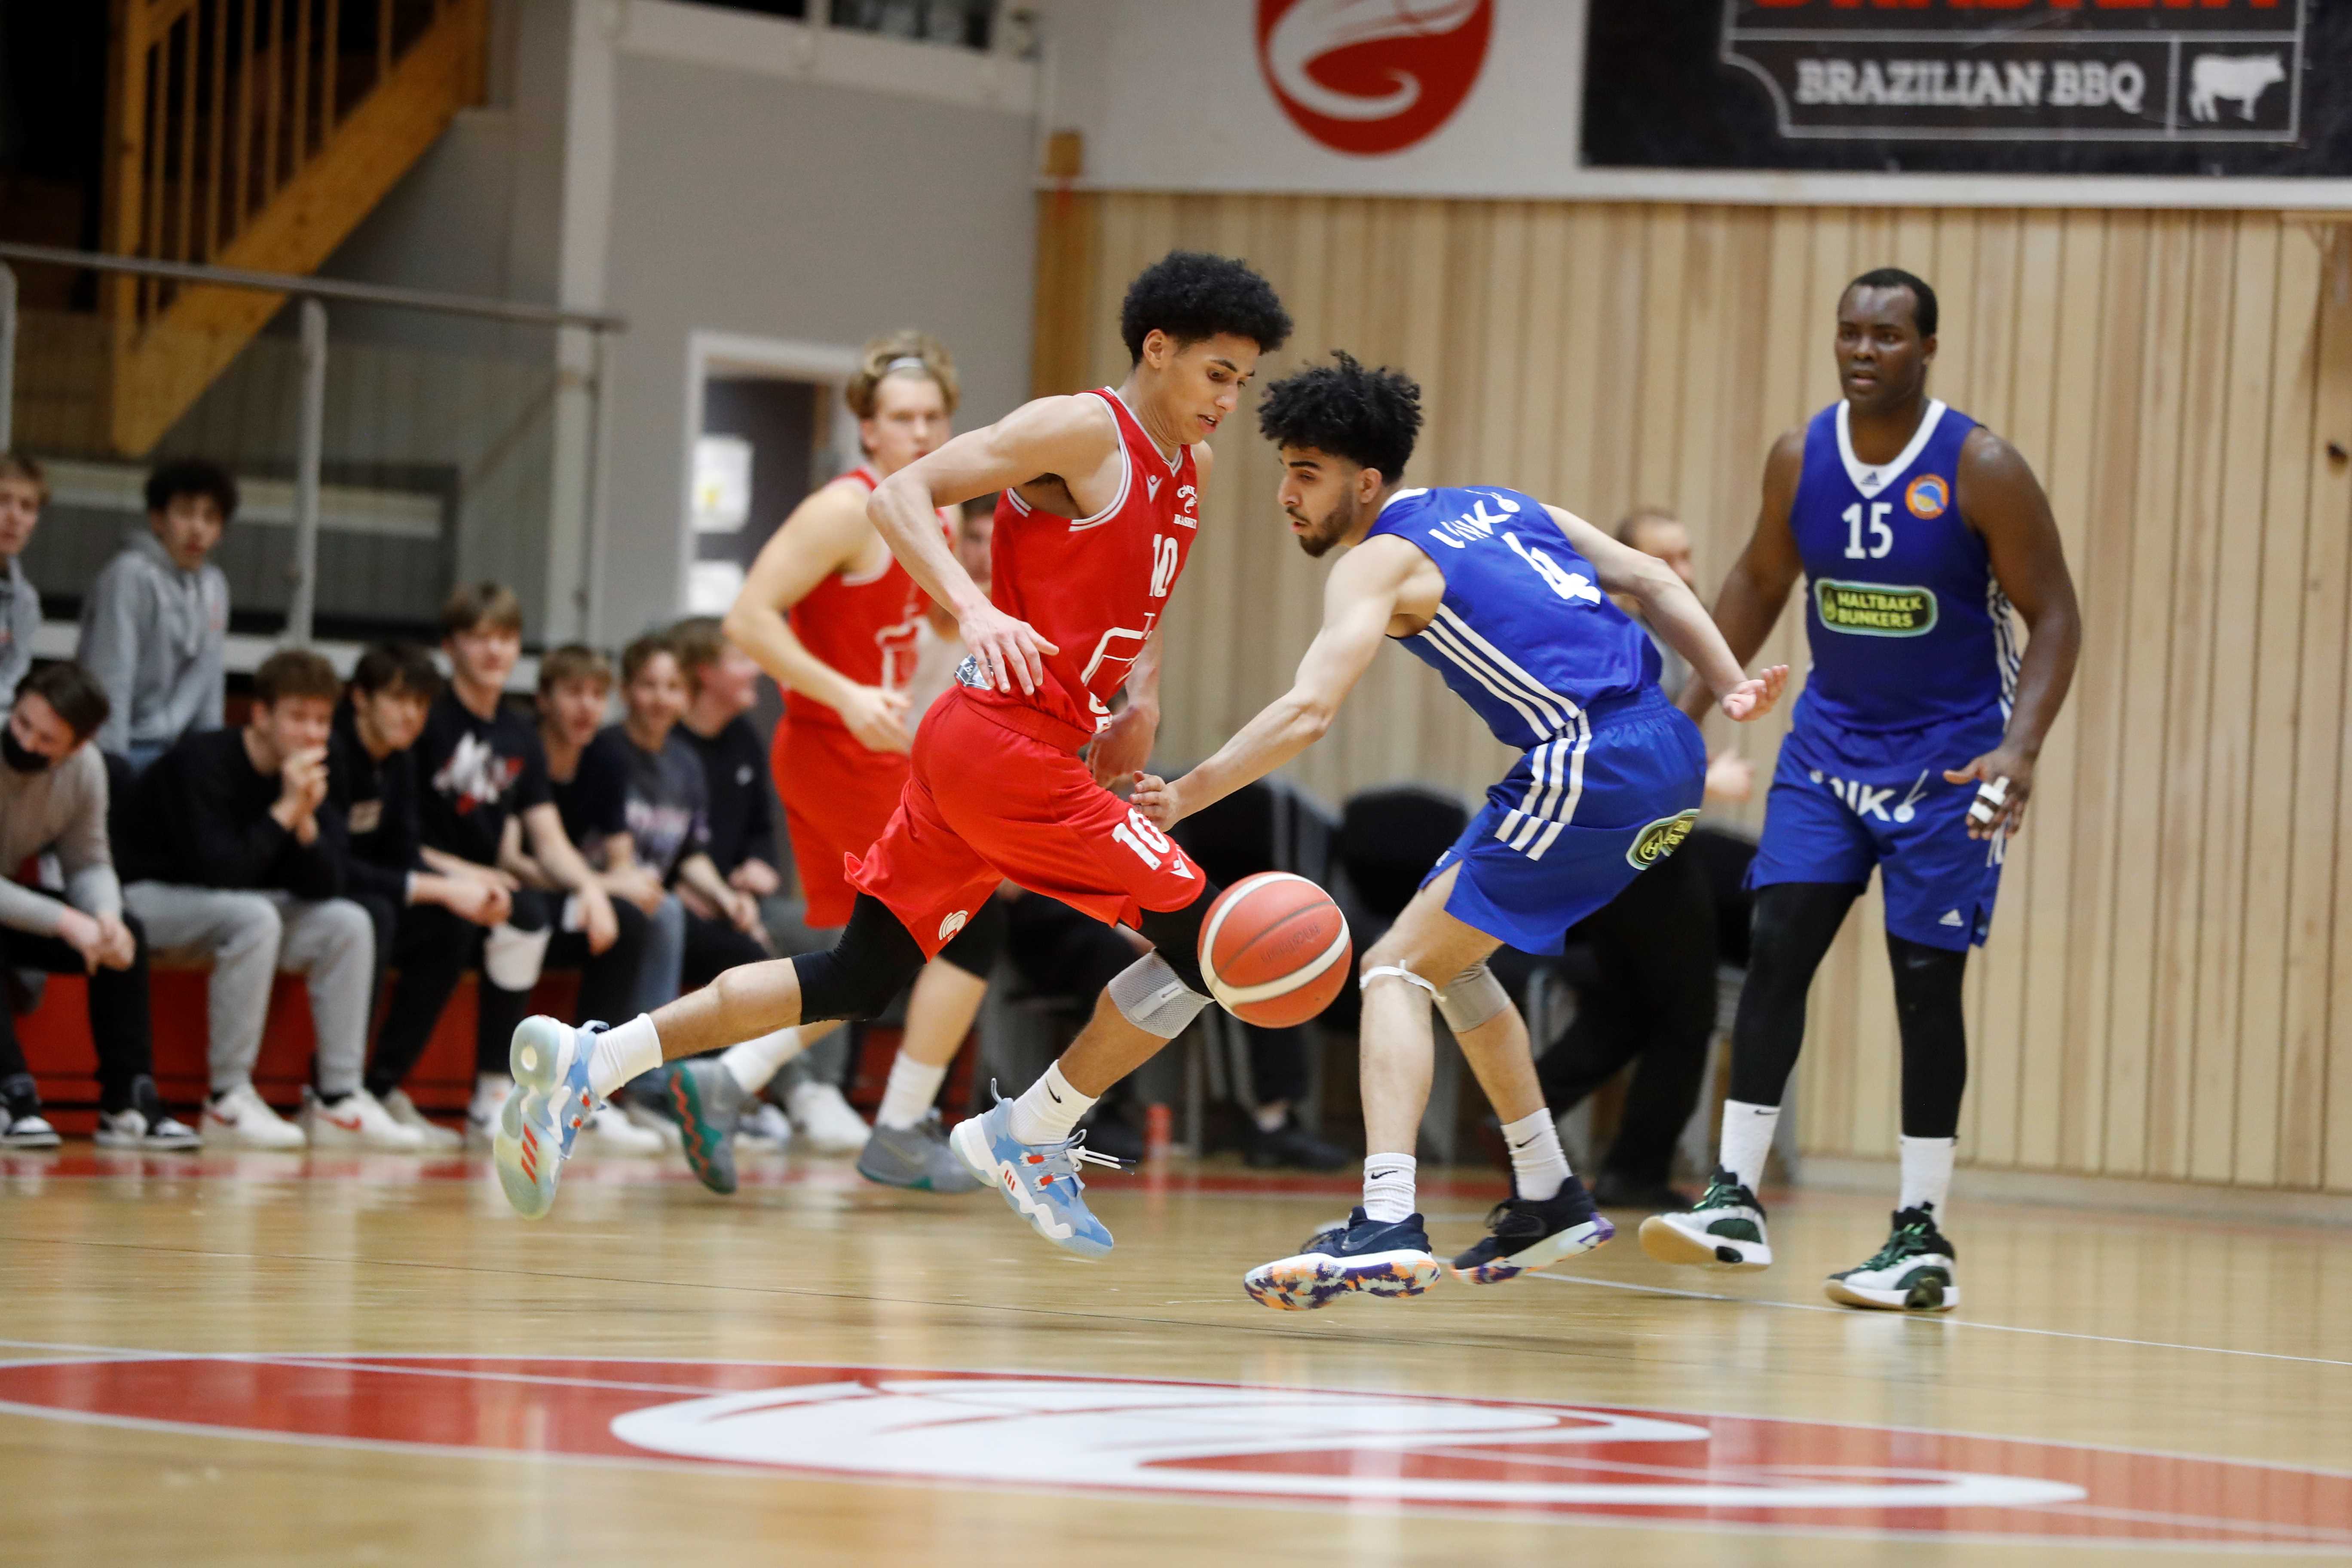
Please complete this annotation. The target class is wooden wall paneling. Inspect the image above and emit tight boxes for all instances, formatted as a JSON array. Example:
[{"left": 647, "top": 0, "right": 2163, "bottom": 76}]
[
  {"left": 1515, "top": 205, "right": 1568, "bottom": 502},
  {"left": 2236, "top": 218, "right": 2321, "bottom": 1188},
  {"left": 2145, "top": 217, "right": 2240, "bottom": 1180},
  {"left": 1586, "top": 207, "right": 1647, "bottom": 524},
  {"left": 1028, "top": 190, "right": 1096, "bottom": 399},
  {"left": 2190, "top": 214, "right": 2285, "bottom": 1183},
  {"left": 2102, "top": 214, "right": 2196, "bottom": 1177},
  {"left": 1632, "top": 205, "right": 1690, "bottom": 510},
  {"left": 2014, "top": 208, "right": 2105, "bottom": 1172},
  {"left": 1550, "top": 207, "right": 1608, "bottom": 518},
  {"left": 2277, "top": 228, "right": 2346, "bottom": 1190},
  {"left": 2061, "top": 209, "right": 2151, "bottom": 1174}
]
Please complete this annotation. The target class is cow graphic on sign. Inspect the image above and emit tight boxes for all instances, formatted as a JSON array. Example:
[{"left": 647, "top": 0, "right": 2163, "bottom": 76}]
[
  {"left": 1256, "top": 0, "right": 1492, "bottom": 156},
  {"left": 2189, "top": 54, "right": 2286, "bottom": 122}
]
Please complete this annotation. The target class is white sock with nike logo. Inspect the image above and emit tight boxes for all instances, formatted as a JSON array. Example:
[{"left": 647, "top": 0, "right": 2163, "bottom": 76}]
[
  {"left": 1499, "top": 1108, "right": 1570, "bottom": 1201},
  {"left": 1719, "top": 1098, "right": 1781, "bottom": 1194},
  {"left": 1007, "top": 1062, "right": 1093, "bottom": 1146},
  {"left": 1362, "top": 1154, "right": 1418, "bottom": 1223}
]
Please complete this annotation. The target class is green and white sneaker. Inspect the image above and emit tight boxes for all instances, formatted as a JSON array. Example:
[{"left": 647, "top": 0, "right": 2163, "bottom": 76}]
[
  {"left": 1638, "top": 1167, "right": 1772, "bottom": 1271},
  {"left": 1824, "top": 1205, "right": 1958, "bottom": 1312}
]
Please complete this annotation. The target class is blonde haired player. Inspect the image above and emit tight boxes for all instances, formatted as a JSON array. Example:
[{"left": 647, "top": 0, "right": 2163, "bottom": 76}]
[{"left": 674, "top": 332, "right": 1004, "bottom": 1194}]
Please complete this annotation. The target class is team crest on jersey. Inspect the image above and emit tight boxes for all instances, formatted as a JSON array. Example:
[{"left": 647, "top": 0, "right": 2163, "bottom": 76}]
[
  {"left": 1814, "top": 579, "right": 1939, "bottom": 637},
  {"left": 1626, "top": 808, "right": 1700, "bottom": 870},
  {"left": 1905, "top": 473, "right": 1951, "bottom": 519}
]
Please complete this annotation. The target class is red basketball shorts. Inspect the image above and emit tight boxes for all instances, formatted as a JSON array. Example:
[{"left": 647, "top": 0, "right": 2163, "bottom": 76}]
[
  {"left": 846, "top": 689, "right": 1204, "bottom": 959},
  {"left": 771, "top": 719, "right": 912, "bottom": 929}
]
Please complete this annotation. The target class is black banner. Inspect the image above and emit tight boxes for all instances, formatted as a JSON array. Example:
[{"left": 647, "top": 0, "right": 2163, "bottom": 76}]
[{"left": 1583, "top": 0, "right": 2352, "bottom": 175}]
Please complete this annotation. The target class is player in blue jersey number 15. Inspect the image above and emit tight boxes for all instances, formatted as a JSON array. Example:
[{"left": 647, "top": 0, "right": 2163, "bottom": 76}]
[
  {"left": 1134, "top": 354, "right": 1786, "bottom": 1309},
  {"left": 1640, "top": 268, "right": 2081, "bottom": 1312}
]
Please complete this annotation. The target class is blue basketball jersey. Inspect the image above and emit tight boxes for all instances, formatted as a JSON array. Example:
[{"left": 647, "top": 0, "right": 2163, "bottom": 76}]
[
  {"left": 1789, "top": 399, "right": 2020, "bottom": 732},
  {"left": 1364, "top": 485, "right": 1659, "bottom": 750}
]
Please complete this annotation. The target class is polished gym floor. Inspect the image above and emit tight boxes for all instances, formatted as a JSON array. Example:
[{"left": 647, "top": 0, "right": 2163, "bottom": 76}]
[{"left": 1, "top": 1147, "right": 2345, "bottom": 1565}]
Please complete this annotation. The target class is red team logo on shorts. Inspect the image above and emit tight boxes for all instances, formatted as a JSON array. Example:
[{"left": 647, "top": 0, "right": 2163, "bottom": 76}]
[
  {"left": 1256, "top": 0, "right": 1493, "bottom": 156},
  {"left": 1905, "top": 472, "right": 1950, "bottom": 518}
]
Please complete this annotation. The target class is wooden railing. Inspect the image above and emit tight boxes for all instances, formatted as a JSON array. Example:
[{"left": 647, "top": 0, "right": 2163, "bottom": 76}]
[{"left": 100, "top": 0, "right": 487, "bottom": 453}]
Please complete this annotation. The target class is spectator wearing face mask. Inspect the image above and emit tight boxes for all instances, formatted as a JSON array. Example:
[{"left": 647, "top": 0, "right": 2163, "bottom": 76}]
[
  {"left": 77, "top": 458, "right": 236, "bottom": 772},
  {"left": 115, "top": 649, "right": 411, "bottom": 1152},
  {"left": 0, "top": 662, "right": 196, "bottom": 1150}
]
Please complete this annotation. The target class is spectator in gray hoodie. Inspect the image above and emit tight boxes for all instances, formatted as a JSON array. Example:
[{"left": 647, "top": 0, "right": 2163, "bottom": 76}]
[
  {"left": 0, "top": 455, "right": 49, "bottom": 710},
  {"left": 77, "top": 458, "right": 234, "bottom": 771},
  {"left": 0, "top": 661, "right": 198, "bottom": 1151}
]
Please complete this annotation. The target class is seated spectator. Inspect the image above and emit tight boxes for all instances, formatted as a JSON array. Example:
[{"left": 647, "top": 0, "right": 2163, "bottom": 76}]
[
  {"left": 669, "top": 616, "right": 865, "bottom": 1149},
  {"left": 0, "top": 663, "right": 196, "bottom": 1150},
  {"left": 77, "top": 458, "right": 233, "bottom": 772},
  {"left": 116, "top": 649, "right": 413, "bottom": 1151},
  {"left": 0, "top": 454, "right": 51, "bottom": 708},
  {"left": 370, "top": 584, "right": 647, "bottom": 1150},
  {"left": 330, "top": 641, "right": 502, "bottom": 1152}
]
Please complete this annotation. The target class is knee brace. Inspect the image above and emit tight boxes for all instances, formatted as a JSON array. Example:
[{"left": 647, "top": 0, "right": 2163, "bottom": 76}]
[
  {"left": 1434, "top": 962, "right": 1511, "bottom": 1033},
  {"left": 790, "top": 894, "right": 926, "bottom": 1023},
  {"left": 1107, "top": 951, "right": 1213, "bottom": 1039},
  {"left": 483, "top": 921, "right": 551, "bottom": 992}
]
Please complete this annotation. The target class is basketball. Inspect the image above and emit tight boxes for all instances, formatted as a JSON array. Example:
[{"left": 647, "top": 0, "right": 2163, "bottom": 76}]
[{"left": 1197, "top": 872, "right": 1354, "bottom": 1028}]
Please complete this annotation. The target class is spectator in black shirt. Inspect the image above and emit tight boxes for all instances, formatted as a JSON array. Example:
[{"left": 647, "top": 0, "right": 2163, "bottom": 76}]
[
  {"left": 118, "top": 649, "right": 416, "bottom": 1151},
  {"left": 369, "top": 583, "right": 649, "bottom": 1150}
]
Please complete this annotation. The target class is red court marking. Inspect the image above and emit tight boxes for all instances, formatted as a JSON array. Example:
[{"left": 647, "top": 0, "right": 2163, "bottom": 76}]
[{"left": 0, "top": 1356, "right": 2342, "bottom": 1547}]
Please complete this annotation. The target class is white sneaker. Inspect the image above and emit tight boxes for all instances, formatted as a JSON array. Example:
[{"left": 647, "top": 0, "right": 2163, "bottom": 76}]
[
  {"left": 0, "top": 1110, "right": 61, "bottom": 1150},
  {"left": 573, "top": 1105, "right": 665, "bottom": 1157},
  {"left": 622, "top": 1097, "right": 685, "bottom": 1153},
  {"left": 93, "top": 1081, "right": 202, "bottom": 1151},
  {"left": 738, "top": 1100, "right": 794, "bottom": 1152},
  {"left": 467, "top": 1078, "right": 512, "bottom": 1150},
  {"left": 784, "top": 1080, "right": 870, "bottom": 1155},
  {"left": 379, "top": 1087, "right": 462, "bottom": 1152},
  {"left": 201, "top": 1084, "right": 307, "bottom": 1151},
  {"left": 301, "top": 1087, "right": 426, "bottom": 1152}
]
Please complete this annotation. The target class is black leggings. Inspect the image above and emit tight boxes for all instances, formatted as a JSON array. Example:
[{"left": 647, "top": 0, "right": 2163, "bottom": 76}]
[
  {"left": 0, "top": 914, "right": 154, "bottom": 1112},
  {"left": 1725, "top": 881, "right": 1970, "bottom": 1140}
]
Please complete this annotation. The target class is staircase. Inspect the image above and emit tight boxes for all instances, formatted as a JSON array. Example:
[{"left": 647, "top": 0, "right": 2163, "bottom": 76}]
[{"left": 100, "top": 0, "right": 488, "bottom": 455}]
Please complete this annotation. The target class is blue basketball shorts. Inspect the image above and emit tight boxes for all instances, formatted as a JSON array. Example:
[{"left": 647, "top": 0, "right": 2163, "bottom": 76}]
[
  {"left": 1749, "top": 702, "right": 2009, "bottom": 951},
  {"left": 1422, "top": 686, "right": 1707, "bottom": 956}
]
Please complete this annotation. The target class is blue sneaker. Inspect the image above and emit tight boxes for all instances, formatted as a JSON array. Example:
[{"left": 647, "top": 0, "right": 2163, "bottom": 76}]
[
  {"left": 1244, "top": 1208, "right": 1441, "bottom": 1311},
  {"left": 494, "top": 1015, "right": 602, "bottom": 1219},
  {"left": 947, "top": 1091, "right": 1120, "bottom": 1259},
  {"left": 1448, "top": 1175, "right": 1615, "bottom": 1284}
]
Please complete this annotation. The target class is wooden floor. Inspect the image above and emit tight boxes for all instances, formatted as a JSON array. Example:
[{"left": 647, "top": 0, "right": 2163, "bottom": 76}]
[{"left": 2, "top": 1145, "right": 2347, "bottom": 1565}]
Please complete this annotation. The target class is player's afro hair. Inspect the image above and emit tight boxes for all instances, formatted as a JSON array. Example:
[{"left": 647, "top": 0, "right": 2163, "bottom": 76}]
[
  {"left": 1119, "top": 251, "right": 1292, "bottom": 363},
  {"left": 1255, "top": 352, "right": 1423, "bottom": 484}
]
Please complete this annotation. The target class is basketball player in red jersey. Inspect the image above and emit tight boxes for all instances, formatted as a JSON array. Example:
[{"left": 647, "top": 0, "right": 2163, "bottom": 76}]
[
  {"left": 496, "top": 253, "right": 1292, "bottom": 1259},
  {"left": 672, "top": 333, "right": 1000, "bottom": 1197}
]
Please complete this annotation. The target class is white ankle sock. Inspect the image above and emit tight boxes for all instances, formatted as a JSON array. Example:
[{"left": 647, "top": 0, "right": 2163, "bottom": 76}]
[
  {"left": 1006, "top": 1063, "right": 1093, "bottom": 1146},
  {"left": 876, "top": 1054, "right": 949, "bottom": 1130},
  {"left": 1899, "top": 1134, "right": 1956, "bottom": 1216},
  {"left": 589, "top": 1015, "right": 663, "bottom": 1099},
  {"left": 1500, "top": 1108, "right": 1571, "bottom": 1201},
  {"left": 1362, "top": 1154, "right": 1418, "bottom": 1223},
  {"left": 1719, "top": 1098, "right": 1781, "bottom": 1193},
  {"left": 721, "top": 1026, "right": 804, "bottom": 1095}
]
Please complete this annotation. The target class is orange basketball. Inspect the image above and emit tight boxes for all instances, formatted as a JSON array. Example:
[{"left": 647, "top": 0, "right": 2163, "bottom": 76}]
[{"left": 1197, "top": 872, "right": 1353, "bottom": 1028}]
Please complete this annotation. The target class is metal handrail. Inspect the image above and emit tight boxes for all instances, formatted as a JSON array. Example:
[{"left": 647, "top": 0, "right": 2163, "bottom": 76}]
[{"left": 0, "top": 241, "right": 625, "bottom": 333}]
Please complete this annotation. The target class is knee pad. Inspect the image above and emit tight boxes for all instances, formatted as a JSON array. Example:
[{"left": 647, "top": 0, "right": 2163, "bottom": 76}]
[
  {"left": 790, "top": 895, "right": 926, "bottom": 1022},
  {"left": 1433, "top": 962, "right": 1510, "bottom": 1033},
  {"left": 1107, "top": 951, "right": 1212, "bottom": 1040},
  {"left": 937, "top": 896, "right": 1008, "bottom": 979},
  {"left": 483, "top": 921, "right": 551, "bottom": 991}
]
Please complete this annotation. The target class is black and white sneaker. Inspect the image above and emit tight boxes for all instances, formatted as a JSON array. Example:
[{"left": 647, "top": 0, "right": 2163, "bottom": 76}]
[
  {"left": 1243, "top": 1208, "right": 1441, "bottom": 1311},
  {"left": 94, "top": 1076, "right": 202, "bottom": 1151},
  {"left": 1638, "top": 1166, "right": 1773, "bottom": 1270},
  {"left": 0, "top": 1074, "right": 58, "bottom": 1151},
  {"left": 1449, "top": 1175, "right": 1615, "bottom": 1283},
  {"left": 1825, "top": 1205, "right": 1959, "bottom": 1311}
]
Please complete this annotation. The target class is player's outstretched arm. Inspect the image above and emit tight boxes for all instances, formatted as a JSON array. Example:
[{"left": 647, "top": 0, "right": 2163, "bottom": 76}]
[
  {"left": 726, "top": 481, "right": 913, "bottom": 753},
  {"left": 1132, "top": 539, "right": 1410, "bottom": 830},
  {"left": 1942, "top": 428, "right": 2081, "bottom": 839},
  {"left": 1547, "top": 505, "right": 1789, "bottom": 724},
  {"left": 1670, "top": 430, "right": 1808, "bottom": 723},
  {"left": 868, "top": 396, "right": 1118, "bottom": 695}
]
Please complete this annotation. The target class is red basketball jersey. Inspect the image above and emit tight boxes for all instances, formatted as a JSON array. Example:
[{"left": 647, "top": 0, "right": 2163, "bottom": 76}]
[
  {"left": 974, "top": 389, "right": 1199, "bottom": 740},
  {"left": 781, "top": 467, "right": 955, "bottom": 732}
]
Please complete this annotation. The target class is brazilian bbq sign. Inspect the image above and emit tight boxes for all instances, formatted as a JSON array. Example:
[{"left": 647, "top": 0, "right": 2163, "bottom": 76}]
[{"left": 1582, "top": 0, "right": 2342, "bottom": 176}]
